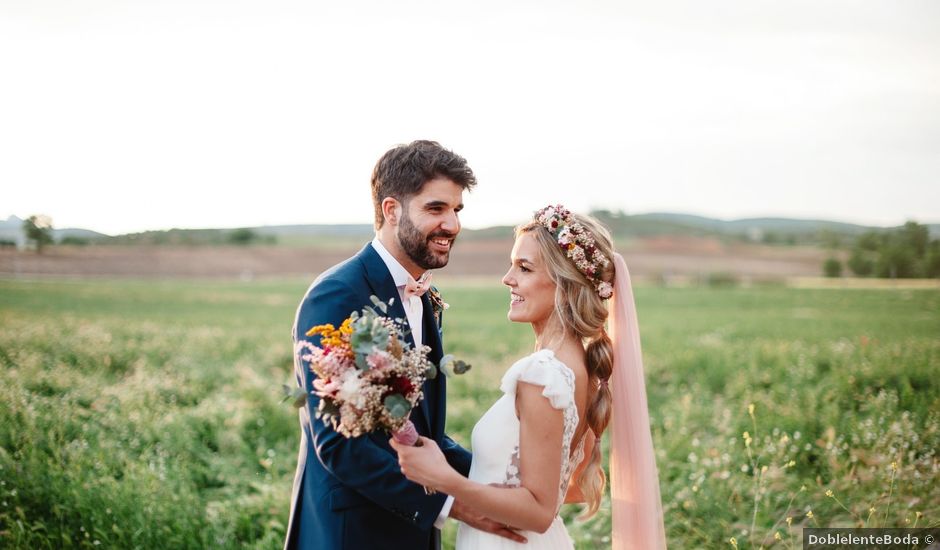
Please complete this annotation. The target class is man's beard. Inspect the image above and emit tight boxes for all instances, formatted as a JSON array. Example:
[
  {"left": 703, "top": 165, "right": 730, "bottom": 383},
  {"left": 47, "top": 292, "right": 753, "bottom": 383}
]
[{"left": 397, "top": 210, "right": 456, "bottom": 270}]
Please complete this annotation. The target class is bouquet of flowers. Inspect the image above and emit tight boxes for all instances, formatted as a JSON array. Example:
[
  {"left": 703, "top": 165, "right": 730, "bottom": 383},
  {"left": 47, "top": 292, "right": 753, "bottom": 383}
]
[{"left": 287, "top": 296, "right": 469, "bottom": 446}]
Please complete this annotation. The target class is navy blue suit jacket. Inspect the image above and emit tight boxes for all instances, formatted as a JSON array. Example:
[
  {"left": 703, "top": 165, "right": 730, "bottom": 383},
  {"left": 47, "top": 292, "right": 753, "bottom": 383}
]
[{"left": 285, "top": 243, "right": 472, "bottom": 550}]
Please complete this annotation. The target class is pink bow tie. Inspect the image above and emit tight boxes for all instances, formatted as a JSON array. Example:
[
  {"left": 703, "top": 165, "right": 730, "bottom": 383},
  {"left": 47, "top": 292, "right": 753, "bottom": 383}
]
[{"left": 404, "top": 272, "right": 432, "bottom": 300}]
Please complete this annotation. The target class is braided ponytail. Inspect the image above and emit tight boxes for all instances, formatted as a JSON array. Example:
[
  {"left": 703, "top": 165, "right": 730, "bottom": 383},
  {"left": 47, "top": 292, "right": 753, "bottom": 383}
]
[{"left": 578, "top": 329, "right": 613, "bottom": 518}]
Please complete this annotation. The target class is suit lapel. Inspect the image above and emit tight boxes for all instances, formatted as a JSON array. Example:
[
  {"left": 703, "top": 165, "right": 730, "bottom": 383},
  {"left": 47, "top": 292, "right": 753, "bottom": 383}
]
[
  {"left": 357, "top": 244, "right": 433, "bottom": 436},
  {"left": 421, "top": 292, "right": 446, "bottom": 439}
]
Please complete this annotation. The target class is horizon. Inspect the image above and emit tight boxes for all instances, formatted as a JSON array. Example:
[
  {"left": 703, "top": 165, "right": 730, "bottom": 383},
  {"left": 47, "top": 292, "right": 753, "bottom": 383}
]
[{"left": 4, "top": 210, "right": 939, "bottom": 237}]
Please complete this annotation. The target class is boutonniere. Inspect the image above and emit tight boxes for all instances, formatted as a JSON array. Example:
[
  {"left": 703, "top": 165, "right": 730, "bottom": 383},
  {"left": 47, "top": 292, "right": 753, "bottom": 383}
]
[{"left": 427, "top": 286, "right": 449, "bottom": 327}]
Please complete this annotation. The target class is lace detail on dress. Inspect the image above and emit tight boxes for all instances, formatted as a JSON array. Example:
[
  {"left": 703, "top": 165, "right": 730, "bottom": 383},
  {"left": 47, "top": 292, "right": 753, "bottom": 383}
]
[
  {"left": 503, "top": 444, "right": 521, "bottom": 486},
  {"left": 553, "top": 364, "right": 580, "bottom": 510}
]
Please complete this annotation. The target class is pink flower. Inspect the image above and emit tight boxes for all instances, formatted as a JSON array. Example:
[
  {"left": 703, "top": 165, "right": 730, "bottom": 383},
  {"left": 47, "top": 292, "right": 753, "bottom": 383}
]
[
  {"left": 367, "top": 350, "right": 393, "bottom": 371},
  {"left": 313, "top": 377, "right": 341, "bottom": 395}
]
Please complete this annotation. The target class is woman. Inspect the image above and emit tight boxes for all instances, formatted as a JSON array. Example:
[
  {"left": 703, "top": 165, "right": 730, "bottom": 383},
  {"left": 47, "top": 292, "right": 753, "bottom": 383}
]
[{"left": 391, "top": 205, "right": 667, "bottom": 549}]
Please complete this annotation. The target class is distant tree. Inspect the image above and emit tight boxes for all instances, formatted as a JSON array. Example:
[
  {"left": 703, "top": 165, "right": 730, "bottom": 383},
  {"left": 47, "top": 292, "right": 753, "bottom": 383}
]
[
  {"left": 23, "top": 215, "right": 54, "bottom": 252},
  {"left": 228, "top": 228, "right": 258, "bottom": 245},
  {"left": 876, "top": 237, "right": 917, "bottom": 278},
  {"left": 846, "top": 222, "right": 935, "bottom": 279},
  {"left": 823, "top": 257, "right": 843, "bottom": 278},
  {"left": 899, "top": 221, "right": 929, "bottom": 258},
  {"left": 847, "top": 248, "right": 875, "bottom": 276},
  {"left": 60, "top": 236, "right": 89, "bottom": 246},
  {"left": 856, "top": 231, "right": 882, "bottom": 251},
  {"left": 925, "top": 241, "right": 940, "bottom": 278}
]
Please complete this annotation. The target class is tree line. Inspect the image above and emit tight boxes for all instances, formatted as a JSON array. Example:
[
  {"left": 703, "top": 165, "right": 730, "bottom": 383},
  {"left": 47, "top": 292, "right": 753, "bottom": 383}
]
[{"left": 825, "top": 221, "right": 940, "bottom": 279}]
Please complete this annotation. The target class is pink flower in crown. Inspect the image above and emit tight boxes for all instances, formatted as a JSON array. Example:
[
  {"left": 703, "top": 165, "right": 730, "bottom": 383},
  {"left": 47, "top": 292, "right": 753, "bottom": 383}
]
[
  {"left": 597, "top": 281, "right": 613, "bottom": 299},
  {"left": 557, "top": 226, "right": 573, "bottom": 245},
  {"left": 570, "top": 246, "right": 586, "bottom": 262}
]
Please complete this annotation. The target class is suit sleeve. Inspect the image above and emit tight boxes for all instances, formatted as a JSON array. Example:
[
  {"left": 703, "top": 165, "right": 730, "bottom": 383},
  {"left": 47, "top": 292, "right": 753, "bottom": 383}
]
[
  {"left": 294, "top": 276, "right": 448, "bottom": 530},
  {"left": 440, "top": 436, "right": 472, "bottom": 477}
]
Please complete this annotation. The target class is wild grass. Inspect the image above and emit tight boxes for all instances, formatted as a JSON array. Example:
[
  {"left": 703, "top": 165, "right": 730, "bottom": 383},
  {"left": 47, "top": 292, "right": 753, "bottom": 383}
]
[{"left": 0, "top": 278, "right": 937, "bottom": 549}]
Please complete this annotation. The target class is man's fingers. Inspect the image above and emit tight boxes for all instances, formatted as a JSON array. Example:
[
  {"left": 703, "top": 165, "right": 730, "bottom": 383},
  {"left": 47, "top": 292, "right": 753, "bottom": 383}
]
[
  {"left": 494, "top": 526, "right": 527, "bottom": 544},
  {"left": 475, "top": 518, "right": 526, "bottom": 544}
]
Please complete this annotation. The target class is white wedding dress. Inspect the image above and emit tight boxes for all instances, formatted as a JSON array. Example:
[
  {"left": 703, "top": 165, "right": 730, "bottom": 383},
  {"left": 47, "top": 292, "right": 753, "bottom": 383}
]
[{"left": 456, "top": 349, "right": 585, "bottom": 549}]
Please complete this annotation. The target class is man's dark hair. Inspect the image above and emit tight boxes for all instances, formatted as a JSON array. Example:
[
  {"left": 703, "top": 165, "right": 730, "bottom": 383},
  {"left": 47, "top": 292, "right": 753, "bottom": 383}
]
[{"left": 371, "top": 140, "right": 477, "bottom": 229}]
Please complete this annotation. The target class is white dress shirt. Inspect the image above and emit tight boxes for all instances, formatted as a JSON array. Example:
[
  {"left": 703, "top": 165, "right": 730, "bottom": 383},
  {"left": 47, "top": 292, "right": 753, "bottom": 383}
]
[{"left": 370, "top": 237, "right": 454, "bottom": 528}]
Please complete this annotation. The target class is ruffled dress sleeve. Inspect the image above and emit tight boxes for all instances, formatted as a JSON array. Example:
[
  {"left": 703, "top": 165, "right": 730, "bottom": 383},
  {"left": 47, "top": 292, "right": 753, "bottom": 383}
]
[{"left": 499, "top": 349, "right": 575, "bottom": 410}]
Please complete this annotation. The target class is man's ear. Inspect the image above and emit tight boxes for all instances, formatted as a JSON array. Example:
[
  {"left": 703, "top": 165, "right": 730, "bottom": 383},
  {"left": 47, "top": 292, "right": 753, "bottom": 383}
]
[{"left": 381, "top": 197, "right": 402, "bottom": 227}]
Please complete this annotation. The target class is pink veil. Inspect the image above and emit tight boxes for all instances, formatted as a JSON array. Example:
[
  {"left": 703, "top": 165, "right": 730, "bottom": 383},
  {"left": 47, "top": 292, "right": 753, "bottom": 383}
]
[{"left": 608, "top": 253, "right": 668, "bottom": 550}]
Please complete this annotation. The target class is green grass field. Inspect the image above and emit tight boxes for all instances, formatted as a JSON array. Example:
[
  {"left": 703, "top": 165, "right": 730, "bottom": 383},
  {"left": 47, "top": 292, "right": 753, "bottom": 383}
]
[{"left": 1, "top": 278, "right": 937, "bottom": 549}]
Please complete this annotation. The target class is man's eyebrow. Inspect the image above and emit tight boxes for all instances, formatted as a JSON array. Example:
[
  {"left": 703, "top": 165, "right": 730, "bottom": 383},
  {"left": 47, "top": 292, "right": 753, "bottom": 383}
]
[{"left": 422, "top": 200, "right": 464, "bottom": 210}]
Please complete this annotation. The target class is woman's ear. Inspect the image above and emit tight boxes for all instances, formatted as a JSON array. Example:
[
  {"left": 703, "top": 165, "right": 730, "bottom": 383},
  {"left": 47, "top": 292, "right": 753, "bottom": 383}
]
[{"left": 381, "top": 197, "right": 402, "bottom": 227}]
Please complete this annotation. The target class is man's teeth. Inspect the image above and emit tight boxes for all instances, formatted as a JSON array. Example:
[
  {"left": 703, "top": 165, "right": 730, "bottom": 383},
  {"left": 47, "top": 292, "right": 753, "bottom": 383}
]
[
  {"left": 511, "top": 294, "right": 525, "bottom": 303},
  {"left": 432, "top": 239, "right": 450, "bottom": 247}
]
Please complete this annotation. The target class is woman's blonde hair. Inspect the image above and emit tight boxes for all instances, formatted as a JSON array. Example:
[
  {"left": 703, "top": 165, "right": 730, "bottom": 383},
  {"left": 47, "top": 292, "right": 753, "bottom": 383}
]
[{"left": 516, "top": 212, "right": 615, "bottom": 518}]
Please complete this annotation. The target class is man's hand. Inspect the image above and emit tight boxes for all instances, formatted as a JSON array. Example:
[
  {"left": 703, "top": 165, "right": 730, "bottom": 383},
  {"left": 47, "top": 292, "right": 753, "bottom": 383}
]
[{"left": 448, "top": 498, "right": 528, "bottom": 544}]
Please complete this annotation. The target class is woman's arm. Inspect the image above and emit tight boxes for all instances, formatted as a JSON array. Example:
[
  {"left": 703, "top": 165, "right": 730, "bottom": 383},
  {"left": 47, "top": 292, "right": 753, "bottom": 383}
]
[{"left": 392, "top": 381, "right": 565, "bottom": 533}]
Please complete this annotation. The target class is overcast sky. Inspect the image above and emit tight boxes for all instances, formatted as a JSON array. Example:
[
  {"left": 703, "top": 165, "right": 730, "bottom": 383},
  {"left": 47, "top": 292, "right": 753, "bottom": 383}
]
[{"left": 2, "top": 0, "right": 938, "bottom": 235}]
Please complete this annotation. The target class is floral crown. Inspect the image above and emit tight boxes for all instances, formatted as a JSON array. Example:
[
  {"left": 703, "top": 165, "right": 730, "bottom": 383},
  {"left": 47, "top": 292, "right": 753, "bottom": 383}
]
[{"left": 534, "top": 204, "right": 613, "bottom": 299}]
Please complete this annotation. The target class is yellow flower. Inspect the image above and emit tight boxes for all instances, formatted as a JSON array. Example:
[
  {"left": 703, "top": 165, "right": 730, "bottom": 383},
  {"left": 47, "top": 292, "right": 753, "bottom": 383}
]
[
  {"left": 890, "top": 461, "right": 898, "bottom": 471},
  {"left": 339, "top": 318, "right": 354, "bottom": 335},
  {"left": 748, "top": 403, "right": 755, "bottom": 417},
  {"left": 786, "top": 516, "right": 792, "bottom": 526},
  {"left": 825, "top": 489, "right": 834, "bottom": 498},
  {"left": 869, "top": 507, "right": 876, "bottom": 514},
  {"left": 306, "top": 323, "right": 335, "bottom": 337},
  {"left": 729, "top": 537, "right": 738, "bottom": 549},
  {"left": 806, "top": 510, "right": 814, "bottom": 519},
  {"left": 774, "top": 532, "right": 782, "bottom": 541}
]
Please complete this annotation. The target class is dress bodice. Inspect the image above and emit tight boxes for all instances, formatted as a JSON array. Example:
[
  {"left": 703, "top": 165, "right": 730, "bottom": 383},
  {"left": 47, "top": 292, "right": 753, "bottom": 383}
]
[{"left": 466, "top": 349, "right": 585, "bottom": 513}]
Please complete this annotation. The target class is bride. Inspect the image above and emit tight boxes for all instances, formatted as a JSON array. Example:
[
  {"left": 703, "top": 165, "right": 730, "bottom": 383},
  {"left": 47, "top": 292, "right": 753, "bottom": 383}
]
[{"left": 391, "top": 205, "right": 668, "bottom": 549}]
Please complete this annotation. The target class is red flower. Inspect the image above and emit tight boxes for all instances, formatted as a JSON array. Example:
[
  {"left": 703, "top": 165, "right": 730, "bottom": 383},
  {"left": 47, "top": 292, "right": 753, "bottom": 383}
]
[{"left": 383, "top": 376, "right": 415, "bottom": 399}]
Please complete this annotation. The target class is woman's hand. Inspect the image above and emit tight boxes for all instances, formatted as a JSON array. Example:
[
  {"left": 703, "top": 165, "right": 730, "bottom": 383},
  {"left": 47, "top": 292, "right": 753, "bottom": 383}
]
[{"left": 389, "top": 436, "right": 460, "bottom": 493}]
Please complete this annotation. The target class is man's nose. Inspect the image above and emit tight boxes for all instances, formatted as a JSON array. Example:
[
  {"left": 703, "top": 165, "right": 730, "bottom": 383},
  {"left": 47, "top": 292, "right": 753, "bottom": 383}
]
[{"left": 440, "top": 210, "right": 459, "bottom": 235}]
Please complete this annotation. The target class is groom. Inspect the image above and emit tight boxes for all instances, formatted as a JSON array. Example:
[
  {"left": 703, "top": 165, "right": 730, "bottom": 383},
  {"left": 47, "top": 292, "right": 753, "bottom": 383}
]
[{"left": 285, "top": 141, "right": 525, "bottom": 549}]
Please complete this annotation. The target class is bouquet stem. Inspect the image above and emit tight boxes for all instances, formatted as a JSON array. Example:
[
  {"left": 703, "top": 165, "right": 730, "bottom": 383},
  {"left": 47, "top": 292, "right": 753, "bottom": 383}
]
[
  {"left": 391, "top": 420, "right": 435, "bottom": 495},
  {"left": 392, "top": 420, "right": 420, "bottom": 446}
]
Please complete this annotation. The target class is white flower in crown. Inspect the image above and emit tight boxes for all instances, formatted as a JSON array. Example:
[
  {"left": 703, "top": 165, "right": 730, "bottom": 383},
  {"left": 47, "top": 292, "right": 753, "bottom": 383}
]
[
  {"left": 597, "top": 281, "right": 613, "bottom": 299},
  {"left": 557, "top": 226, "right": 573, "bottom": 245},
  {"left": 571, "top": 246, "right": 586, "bottom": 262}
]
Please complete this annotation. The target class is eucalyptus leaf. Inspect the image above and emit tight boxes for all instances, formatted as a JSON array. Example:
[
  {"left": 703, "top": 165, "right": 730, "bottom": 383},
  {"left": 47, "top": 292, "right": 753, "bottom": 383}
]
[
  {"left": 281, "top": 385, "right": 309, "bottom": 409},
  {"left": 384, "top": 394, "right": 411, "bottom": 419},
  {"left": 452, "top": 360, "right": 472, "bottom": 375},
  {"left": 369, "top": 295, "right": 388, "bottom": 314}
]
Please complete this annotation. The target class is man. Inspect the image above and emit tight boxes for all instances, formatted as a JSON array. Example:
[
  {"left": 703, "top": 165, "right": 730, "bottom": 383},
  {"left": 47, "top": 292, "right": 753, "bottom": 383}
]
[{"left": 285, "top": 140, "right": 526, "bottom": 549}]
